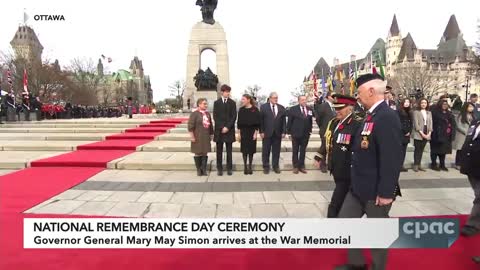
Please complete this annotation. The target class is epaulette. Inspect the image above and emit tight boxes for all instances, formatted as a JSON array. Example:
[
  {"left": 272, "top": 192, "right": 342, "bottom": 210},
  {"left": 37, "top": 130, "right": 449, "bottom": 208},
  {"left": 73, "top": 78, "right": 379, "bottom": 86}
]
[{"left": 354, "top": 114, "right": 364, "bottom": 122}]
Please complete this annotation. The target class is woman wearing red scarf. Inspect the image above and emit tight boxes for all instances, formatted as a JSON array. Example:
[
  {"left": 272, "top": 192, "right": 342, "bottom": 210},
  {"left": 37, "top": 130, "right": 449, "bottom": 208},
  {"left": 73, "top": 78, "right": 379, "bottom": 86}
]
[{"left": 188, "top": 98, "right": 214, "bottom": 176}]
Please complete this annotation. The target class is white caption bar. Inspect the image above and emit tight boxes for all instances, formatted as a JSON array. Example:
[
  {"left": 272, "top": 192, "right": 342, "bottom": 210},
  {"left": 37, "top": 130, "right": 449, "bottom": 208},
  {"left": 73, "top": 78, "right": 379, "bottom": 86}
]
[{"left": 24, "top": 218, "right": 399, "bottom": 249}]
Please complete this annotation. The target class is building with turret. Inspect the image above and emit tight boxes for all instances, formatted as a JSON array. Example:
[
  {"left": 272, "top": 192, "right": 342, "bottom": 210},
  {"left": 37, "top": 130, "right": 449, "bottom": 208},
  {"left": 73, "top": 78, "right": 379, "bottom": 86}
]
[
  {"left": 95, "top": 56, "right": 153, "bottom": 106},
  {"left": 7, "top": 24, "right": 153, "bottom": 105},
  {"left": 305, "top": 14, "right": 478, "bottom": 100},
  {"left": 10, "top": 25, "right": 43, "bottom": 66}
]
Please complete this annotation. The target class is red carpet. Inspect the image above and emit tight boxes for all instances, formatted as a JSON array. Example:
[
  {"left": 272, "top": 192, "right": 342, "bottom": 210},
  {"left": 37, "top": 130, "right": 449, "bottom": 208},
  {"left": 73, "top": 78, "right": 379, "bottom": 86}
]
[
  {"left": 139, "top": 123, "right": 177, "bottom": 128},
  {"left": 77, "top": 139, "right": 151, "bottom": 150},
  {"left": 106, "top": 132, "right": 165, "bottom": 140},
  {"left": 125, "top": 127, "right": 170, "bottom": 133},
  {"left": 151, "top": 119, "right": 187, "bottom": 124},
  {"left": 30, "top": 150, "right": 133, "bottom": 167},
  {"left": 1, "top": 117, "right": 479, "bottom": 269}
]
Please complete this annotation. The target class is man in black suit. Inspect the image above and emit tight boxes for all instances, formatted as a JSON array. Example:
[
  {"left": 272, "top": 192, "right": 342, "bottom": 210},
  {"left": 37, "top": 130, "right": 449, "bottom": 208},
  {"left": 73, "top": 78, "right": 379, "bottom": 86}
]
[
  {"left": 213, "top": 84, "right": 237, "bottom": 176},
  {"left": 314, "top": 92, "right": 336, "bottom": 173},
  {"left": 335, "top": 74, "right": 402, "bottom": 270},
  {"left": 287, "top": 95, "right": 313, "bottom": 174},
  {"left": 259, "top": 92, "right": 286, "bottom": 174}
]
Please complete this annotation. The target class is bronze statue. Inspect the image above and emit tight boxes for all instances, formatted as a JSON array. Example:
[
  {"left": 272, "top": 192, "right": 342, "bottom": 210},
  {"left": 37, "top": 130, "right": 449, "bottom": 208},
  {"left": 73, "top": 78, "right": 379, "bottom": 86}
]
[
  {"left": 196, "top": 0, "right": 217, "bottom": 25},
  {"left": 194, "top": 67, "right": 219, "bottom": 91}
]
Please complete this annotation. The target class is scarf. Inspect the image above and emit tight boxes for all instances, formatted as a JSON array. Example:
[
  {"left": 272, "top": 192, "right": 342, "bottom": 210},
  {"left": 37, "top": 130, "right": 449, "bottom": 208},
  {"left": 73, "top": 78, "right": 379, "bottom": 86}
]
[{"left": 197, "top": 109, "right": 211, "bottom": 129}]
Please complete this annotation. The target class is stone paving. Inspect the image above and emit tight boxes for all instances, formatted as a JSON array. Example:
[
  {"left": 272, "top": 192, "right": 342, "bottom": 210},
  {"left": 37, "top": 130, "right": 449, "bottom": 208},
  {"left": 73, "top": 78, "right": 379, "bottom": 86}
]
[
  {"left": 23, "top": 169, "right": 473, "bottom": 218},
  {"left": 0, "top": 118, "right": 472, "bottom": 219}
]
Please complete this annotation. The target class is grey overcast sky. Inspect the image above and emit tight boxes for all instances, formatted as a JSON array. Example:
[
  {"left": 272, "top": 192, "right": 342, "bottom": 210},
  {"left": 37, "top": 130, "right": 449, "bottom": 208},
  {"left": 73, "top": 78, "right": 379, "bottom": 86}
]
[{"left": 1, "top": 0, "right": 479, "bottom": 104}]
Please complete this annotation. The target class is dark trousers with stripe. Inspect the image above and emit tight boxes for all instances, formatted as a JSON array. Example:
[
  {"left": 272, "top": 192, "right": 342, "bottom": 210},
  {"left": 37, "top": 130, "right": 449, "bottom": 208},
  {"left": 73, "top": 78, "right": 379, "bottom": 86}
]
[{"left": 338, "top": 192, "right": 392, "bottom": 270}]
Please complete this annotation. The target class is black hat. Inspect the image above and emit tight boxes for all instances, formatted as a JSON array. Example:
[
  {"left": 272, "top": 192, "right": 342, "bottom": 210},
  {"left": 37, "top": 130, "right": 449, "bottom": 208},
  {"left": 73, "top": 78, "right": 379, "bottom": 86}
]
[
  {"left": 355, "top": 73, "right": 384, "bottom": 88},
  {"left": 332, "top": 94, "right": 357, "bottom": 109}
]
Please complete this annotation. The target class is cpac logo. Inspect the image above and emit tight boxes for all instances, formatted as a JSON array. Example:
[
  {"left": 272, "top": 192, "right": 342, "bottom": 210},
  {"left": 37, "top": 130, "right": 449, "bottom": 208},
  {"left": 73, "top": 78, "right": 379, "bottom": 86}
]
[
  {"left": 34, "top": 15, "right": 65, "bottom": 21},
  {"left": 402, "top": 221, "right": 456, "bottom": 239}
]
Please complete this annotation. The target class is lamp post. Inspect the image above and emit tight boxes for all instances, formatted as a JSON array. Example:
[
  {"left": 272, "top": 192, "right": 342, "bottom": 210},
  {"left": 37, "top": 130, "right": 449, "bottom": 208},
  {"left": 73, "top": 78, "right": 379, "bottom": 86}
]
[{"left": 462, "top": 75, "right": 471, "bottom": 102}]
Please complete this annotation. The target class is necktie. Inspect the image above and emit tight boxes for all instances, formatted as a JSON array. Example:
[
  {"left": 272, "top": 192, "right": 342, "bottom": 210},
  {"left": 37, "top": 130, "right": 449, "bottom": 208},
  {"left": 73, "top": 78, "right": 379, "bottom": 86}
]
[
  {"left": 272, "top": 104, "right": 276, "bottom": 117},
  {"left": 223, "top": 99, "right": 227, "bottom": 104},
  {"left": 303, "top": 106, "right": 307, "bottom": 117}
]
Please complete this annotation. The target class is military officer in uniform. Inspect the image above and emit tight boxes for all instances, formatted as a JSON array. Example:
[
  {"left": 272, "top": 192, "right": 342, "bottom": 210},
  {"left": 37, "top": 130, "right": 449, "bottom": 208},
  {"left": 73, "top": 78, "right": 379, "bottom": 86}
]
[
  {"left": 335, "top": 74, "right": 403, "bottom": 270},
  {"left": 5, "top": 90, "right": 16, "bottom": 122},
  {"left": 458, "top": 118, "right": 480, "bottom": 264},
  {"left": 314, "top": 94, "right": 361, "bottom": 218}
]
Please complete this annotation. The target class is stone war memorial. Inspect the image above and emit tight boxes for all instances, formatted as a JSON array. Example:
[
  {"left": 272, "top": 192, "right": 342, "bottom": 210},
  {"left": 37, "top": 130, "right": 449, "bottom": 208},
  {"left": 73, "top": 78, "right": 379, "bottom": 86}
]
[
  {"left": 1, "top": 1, "right": 480, "bottom": 270},
  {"left": 184, "top": 0, "right": 230, "bottom": 109}
]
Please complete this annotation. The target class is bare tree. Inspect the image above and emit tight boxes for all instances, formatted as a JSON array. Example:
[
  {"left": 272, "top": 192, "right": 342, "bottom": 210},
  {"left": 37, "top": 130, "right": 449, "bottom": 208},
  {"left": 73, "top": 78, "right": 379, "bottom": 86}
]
[
  {"left": 244, "top": 84, "right": 267, "bottom": 104},
  {"left": 168, "top": 80, "right": 185, "bottom": 108},
  {"left": 0, "top": 50, "right": 79, "bottom": 103},
  {"left": 389, "top": 64, "right": 447, "bottom": 99},
  {"left": 67, "top": 57, "right": 102, "bottom": 105},
  {"left": 289, "top": 84, "right": 308, "bottom": 106}
]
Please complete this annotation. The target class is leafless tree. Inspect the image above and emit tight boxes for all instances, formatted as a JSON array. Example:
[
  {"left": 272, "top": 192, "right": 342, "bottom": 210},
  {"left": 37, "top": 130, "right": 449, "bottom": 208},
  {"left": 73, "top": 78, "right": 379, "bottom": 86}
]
[
  {"left": 289, "top": 84, "right": 308, "bottom": 106},
  {"left": 389, "top": 64, "right": 447, "bottom": 99},
  {"left": 67, "top": 57, "right": 102, "bottom": 105},
  {"left": 244, "top": 84, "right": 267, "bottom": 104},
  {"left": 1, "top": 51, "right": 79, "bottom": 103},
  {"left": 168, "top": 80, "right": 185, "bottom": 108}
]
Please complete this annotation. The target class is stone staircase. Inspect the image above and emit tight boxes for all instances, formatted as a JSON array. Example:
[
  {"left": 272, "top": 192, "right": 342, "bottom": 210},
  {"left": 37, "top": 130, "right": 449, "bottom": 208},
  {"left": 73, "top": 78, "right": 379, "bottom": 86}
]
[{"left": 0, "top": 118, "right": 448, "bottom": 171}]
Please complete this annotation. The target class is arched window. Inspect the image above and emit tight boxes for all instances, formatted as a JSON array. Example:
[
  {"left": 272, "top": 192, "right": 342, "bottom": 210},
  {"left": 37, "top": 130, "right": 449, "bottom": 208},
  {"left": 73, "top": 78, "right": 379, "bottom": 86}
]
[{"left": 200, "top": 48, "right": 216, "bottom": 74}]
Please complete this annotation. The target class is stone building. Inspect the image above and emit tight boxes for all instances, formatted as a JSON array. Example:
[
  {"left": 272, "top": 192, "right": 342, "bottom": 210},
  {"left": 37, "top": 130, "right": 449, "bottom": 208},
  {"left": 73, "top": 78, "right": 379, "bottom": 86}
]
[
  {"left": 96, "top": 56, "right": 153, "bottom": 106},
  {"left": 10, "top": 25, "right": 43, "bottom": 66},
  {"left": 9, "top": 24, "right": 153, "bottom": 105},
  {"left": 306, "top": 14, "right": 478, "bottom": 100}
]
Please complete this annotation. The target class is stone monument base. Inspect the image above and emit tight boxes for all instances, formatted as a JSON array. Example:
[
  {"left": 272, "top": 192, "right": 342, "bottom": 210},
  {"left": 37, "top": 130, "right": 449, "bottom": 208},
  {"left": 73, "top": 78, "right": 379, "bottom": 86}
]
[
  {"left": 193, "top": 90, "right": 218, "bottom": 110},
  {"left": 183, "top": 21, "right": 230, "bottom": 111}
]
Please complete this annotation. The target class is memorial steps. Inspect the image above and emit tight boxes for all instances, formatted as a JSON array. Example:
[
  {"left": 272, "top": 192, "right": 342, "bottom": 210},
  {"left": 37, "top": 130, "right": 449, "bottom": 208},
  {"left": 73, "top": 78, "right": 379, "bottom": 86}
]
[{"left": 0, "top": 119, "right": 443, "bottom": 170}]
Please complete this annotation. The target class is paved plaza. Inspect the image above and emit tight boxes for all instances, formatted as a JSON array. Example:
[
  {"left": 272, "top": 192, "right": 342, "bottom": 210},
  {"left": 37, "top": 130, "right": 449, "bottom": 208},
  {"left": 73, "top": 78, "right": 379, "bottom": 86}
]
[{"left": 0, "top": 116, "right": 470, "bottom": 219}]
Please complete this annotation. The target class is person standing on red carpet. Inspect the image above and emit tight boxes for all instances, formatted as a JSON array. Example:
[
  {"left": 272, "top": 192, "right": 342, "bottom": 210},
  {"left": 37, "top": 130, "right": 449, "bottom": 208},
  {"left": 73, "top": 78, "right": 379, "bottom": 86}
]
[{"left": 335, "top": 74, "right": 402, "bottom": 270}]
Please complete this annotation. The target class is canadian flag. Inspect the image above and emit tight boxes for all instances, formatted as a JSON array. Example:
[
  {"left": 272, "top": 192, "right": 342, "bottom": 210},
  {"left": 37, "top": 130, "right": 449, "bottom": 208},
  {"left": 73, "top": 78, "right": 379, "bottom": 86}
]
[{"left": 23, "top": 68, "right": 28, "bottom": 94}]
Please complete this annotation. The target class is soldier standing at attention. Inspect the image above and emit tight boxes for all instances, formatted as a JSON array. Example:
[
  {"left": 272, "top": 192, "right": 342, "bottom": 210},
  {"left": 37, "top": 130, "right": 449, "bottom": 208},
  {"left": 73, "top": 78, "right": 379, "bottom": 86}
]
[
  {"left": 335, "top": 74, "right": 402, "bottom": 270},
  {"left": 314, "top": 94, "right": 361, "bottom": 218}
]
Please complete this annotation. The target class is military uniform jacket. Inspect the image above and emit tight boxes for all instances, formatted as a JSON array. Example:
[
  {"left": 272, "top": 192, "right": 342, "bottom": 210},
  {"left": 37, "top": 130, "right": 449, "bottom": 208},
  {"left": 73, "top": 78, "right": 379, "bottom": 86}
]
[
  {"left": 460, "top": 119, "right": 480, "bottom": 178},
  {"left": 351, "top": 101, "right": 403, "bottom": 202},
  {"left": 315, "top": 114, "right": 361, "bottom": 180}
]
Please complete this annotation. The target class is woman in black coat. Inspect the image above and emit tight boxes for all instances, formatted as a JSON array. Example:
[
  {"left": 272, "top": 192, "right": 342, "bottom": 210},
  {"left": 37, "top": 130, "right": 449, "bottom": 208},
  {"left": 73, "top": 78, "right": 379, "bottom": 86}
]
[
  {"left": 398, "top": 98, "right": 413, "bottom": 172},
  {"left": 430, "top": 100, "right": 456, "bottom": 171},
  {"left": 237, "top": 94, "right": 261, "bottom": 175}
]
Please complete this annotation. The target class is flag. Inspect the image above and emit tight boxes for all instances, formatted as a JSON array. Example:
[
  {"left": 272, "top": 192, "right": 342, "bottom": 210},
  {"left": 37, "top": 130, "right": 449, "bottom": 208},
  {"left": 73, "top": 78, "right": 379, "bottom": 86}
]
[
  {"left": 377, "top": 51, "right": 385, "bottom": 78},
  {"left": 321, "top": 69, "right": 327, "bottom": 98},
  {"left": 23, "top": 68, "right": 28, "bottom": 93},
  {"left": 24, "top": 12, "right": 29, "bottom": 24},
  {"left": 331, "top": 68, "right": 337, "bottom": 90},
  {"left": 101, "top": 54, "right": 113, "bottom": 63},
  {"left": 370, "top": 54, "right": 377, "bottom": 74},
  {"left": 312, "top": 71, "right": 319, "bottom": 100},
  {"left": 7, "top": 69, "right": 13, "bottom": 90},
  {"left": 336, "top": 66, "right": 344, "bottom": 82},
  {"left": 349, "top": 62, "right": 355, "bottom": 96}
]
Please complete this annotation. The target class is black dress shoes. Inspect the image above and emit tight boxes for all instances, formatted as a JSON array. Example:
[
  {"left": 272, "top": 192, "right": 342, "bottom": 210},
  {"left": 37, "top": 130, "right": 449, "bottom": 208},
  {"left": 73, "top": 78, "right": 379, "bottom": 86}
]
[
  {"left": 263, "top": 168, "right": 270, "bottom": 174},
  {"left": 217, "top": 169, "right": 223, "bottom": 176},
  {"left": 273, "top": 167, "right": 281, "bottom": 174},
  {"left": 227, "top": 169, "right": 233, "bottom": 176},
  {"left": 461, "top": 225, "right": 480, "bottom": 237}
]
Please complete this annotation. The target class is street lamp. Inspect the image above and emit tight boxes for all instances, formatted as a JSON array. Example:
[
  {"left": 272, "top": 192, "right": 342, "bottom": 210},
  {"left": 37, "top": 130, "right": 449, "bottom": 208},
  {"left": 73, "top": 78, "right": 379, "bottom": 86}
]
[{"left": 462, "top": 75, "right": 471, "bottom": 102}]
